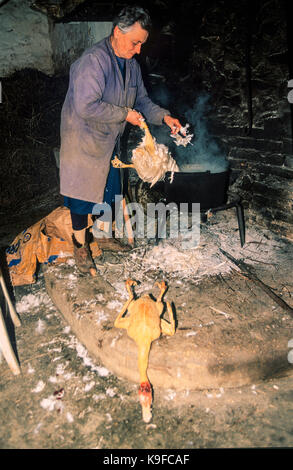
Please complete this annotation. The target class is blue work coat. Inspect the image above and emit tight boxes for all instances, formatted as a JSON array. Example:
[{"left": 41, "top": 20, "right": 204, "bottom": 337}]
[{"left": 60, "top": 35, "right": 170, "bottom": 203}]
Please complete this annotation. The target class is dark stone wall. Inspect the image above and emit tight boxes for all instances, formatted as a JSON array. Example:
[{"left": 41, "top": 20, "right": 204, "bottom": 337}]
[
  {"left": 188, "top": 0, "right": 290, "bottom": 130},
  {"left": 183, "top": 0, "right": 293, "bottom": 238},
  {"left": 0, "top": 70, "right": 67, "bottom": 216}
]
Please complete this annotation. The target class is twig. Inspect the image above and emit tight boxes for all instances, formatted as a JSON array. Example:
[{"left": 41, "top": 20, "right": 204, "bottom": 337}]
[
  {"left": 21, "top": 351, "right": 54, "bottom": 363},
  {"left": 243, "top": 256, "right": 278, "bottom": 267},
  {"left": 25, "top": 135, "right": 46, "bottom": 145},
  {"left": 209, "top": 306, "right": 232, "bottom": 319}
]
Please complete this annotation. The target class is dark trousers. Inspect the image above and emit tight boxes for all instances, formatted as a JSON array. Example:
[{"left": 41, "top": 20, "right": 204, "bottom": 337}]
[{"left": 70, "top": 212, "right": 88, "bottom": 231}]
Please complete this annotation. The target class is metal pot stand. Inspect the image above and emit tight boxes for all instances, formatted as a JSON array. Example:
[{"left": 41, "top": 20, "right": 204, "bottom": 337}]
[{"left": 155, "top": 195, "right": 245, "bottom": 248}]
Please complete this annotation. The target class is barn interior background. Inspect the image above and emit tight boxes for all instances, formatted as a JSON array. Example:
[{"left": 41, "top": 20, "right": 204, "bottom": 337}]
[
  {"left": 1, "top": 0, "right": 293, "bottom": 450},
  {"left": 0, "top": 0, "right": 292, "bottom": 243}
]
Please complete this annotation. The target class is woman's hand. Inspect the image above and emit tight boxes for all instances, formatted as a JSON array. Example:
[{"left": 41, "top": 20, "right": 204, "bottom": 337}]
[
  {"left": 163, "top": 115, "right": 183, "bottom": 134},
  {"left": 126, "top": 108, "right": 144, "bottom": 126}
]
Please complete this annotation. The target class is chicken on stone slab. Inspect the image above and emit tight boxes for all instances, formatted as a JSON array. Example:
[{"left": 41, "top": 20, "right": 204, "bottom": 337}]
[{"left": 114, "top": 279, "right": 176, "bottom": 423}]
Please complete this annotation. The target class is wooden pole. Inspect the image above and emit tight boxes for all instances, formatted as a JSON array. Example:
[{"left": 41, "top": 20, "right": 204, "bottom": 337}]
[
  {"left": 0, "top": 306, "right": 21, "bottom": 375},
  {"left": 122, "top": 197, "right": 135, "bottom": 247},
  {"left": 0, "top": 270, "right": 21, "bottom": 327}
]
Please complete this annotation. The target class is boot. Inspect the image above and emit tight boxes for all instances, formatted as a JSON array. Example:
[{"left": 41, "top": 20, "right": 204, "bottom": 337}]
[
  {"left": 90, "top": 224, "right": 132, "bottom": 252},
  {"left": 72, "top": 234, "right": 97, "bottom": 276},
  {"left": 94, "top": 236, "right": 132, "bottom": 252}
]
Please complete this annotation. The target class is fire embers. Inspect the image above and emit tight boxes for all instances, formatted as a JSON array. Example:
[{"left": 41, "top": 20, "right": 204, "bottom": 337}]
[{"left": 138, "top": 381, "right": 153, "bottom": 423}]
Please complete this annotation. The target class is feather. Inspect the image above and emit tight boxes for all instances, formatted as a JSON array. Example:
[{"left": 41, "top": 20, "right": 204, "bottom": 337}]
[{"left": 131, "top": 123, "right": 179, "bottom": 187}]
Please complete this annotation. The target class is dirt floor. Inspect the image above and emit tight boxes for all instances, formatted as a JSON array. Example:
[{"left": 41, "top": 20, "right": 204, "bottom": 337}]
[{"left": 1, "top": 194, "right": 293, "bottom": 451}]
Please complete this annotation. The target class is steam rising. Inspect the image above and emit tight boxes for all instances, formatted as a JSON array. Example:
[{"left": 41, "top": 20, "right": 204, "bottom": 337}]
[{"left": 150, "top": 90, "right": 229, "bottom": 174}]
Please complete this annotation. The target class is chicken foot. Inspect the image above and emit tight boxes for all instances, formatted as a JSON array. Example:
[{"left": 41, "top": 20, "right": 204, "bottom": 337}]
[
  {"left": 111, "top": 155, "right": 135, "bottom": 169},
  {"left": 155, "top": 280, "right": 176, "bottom": 336},
  {"left": 114, "top": 279, "right": 136, "bottom": 330}
]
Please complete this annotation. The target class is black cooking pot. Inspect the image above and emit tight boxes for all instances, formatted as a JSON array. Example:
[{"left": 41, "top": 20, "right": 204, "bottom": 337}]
[{"left": 164, "top": 169, "right": 230, "bottom": 211}]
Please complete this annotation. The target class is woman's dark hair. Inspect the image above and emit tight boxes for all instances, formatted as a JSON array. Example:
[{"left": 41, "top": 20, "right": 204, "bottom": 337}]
[{"left": 112, "top": 5, "right": 152, "bottom": 34}]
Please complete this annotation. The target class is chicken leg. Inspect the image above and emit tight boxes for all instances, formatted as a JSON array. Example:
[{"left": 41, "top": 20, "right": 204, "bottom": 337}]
[
  {"left": 111, "top": 155, "right": 134, "bottom": 169},
  {"left": 140, "top": 120, "right": 156, "bottom": 154},
  {"left": 114, "top": 279, "right": 136, "bottom": 330}
]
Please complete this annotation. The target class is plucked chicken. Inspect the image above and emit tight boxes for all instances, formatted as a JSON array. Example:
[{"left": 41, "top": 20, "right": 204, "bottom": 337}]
[
  {"left": 114, "top": 279, "right": 176, "bottom": 423},
  {"left": 111, "top": 121, "right": 179, "bottom": 187}
]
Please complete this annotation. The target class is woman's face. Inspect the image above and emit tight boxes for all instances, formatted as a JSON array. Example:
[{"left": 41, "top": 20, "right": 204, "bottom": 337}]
[{"left": 112, "top": 22, "right": 149, "bottom": 59}]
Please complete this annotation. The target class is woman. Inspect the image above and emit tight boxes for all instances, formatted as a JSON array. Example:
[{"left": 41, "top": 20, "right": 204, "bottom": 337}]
[{"left": 60, "top": 5, "right": 182, "bottom": 275}]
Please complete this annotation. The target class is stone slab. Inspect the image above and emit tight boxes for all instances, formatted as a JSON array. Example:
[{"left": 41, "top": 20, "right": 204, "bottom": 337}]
[{"left": 44, "top": 255, "right": 293, "bottom": 391}]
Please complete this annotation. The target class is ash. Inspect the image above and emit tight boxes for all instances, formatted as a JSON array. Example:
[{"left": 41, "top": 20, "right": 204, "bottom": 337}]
[{"left": 118, "top": 210, "right": 292, "bottom": 286}]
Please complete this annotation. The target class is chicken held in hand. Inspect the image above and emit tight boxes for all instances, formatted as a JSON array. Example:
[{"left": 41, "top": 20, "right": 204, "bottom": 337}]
[{"left": 111, "top": 121, "right": 179, "bottom": 187}]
